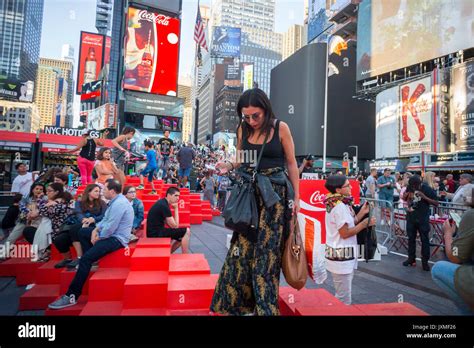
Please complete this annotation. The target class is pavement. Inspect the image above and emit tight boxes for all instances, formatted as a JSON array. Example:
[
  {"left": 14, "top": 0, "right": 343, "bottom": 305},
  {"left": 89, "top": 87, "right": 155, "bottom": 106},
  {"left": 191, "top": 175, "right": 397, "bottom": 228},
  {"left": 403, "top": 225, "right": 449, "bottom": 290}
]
[{"left": 0, "top": 215, "right": 464, "bottom": 316}]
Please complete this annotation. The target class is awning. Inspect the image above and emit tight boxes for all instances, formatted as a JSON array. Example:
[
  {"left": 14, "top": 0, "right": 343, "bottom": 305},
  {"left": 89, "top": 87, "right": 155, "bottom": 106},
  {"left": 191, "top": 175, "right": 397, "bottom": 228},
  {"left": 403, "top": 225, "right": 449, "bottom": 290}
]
[
  {"left": 0, "top": 130, "right": 36, "bottom": 150},
  {"left": 38, "top": 133, "right": 114, "bottom": 152}
]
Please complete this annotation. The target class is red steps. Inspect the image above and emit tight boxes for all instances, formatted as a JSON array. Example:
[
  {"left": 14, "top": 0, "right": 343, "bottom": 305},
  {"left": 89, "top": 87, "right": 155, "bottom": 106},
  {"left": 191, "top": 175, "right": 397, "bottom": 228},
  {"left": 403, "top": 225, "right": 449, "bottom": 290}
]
[
  {"left": 123, "top": 271, "right": 168, "bottom": 309},
  {"left": 19, "top": 284, "right": 60, "bottom": 311},
  {"left": 353, "top": 303, "right": 429, "bottom": 316},
  {"left": 60, "top": 269, "right": 95, "bottom": 295},
  {"left": 167, "top": 274, "right": 219, "bottom": 310},
  {"left": 136, "top": 237, "right": 171, "bottom": 249},
  {"left": 169, "top": 254, "right": 210, "bottom": 275},
  {"left": 279, "top": 287, "right": 345, "bottom": 316},
  {"left": 35, "top": 260, "right": 64, "bottom": 284},
  {"left": 98, "top": 247, "right": 134, "bottom": 268},
  {"left": 130, "top": 247, "right": 170, "bottom": 271},
  {"left": 80, "top": 301, "right": 123, "bottom": 316},
  {"left": 166, "top": 309, "right": 210, "bottom": 316},
  {"left": 121, "top": 308, "right": 167, "bottom": 316},
  {"left": 88, "top": 268, "right": 129, "bottom": 301},
  {"left": 14, "top": 259, "right": 42, "bottom": 286},
  {"left": 295, "top": 305, "right": 366, "bottom": 316}
]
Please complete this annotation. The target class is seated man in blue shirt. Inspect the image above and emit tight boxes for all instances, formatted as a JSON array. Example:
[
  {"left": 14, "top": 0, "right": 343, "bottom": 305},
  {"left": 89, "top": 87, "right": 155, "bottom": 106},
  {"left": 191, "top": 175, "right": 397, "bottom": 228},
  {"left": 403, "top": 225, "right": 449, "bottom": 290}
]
[
  {"left": 137, "top": 140, "right": 158, "bottom": 194},
  {"left": 48, "top": 179, "right": 134, "bottom": 310}
]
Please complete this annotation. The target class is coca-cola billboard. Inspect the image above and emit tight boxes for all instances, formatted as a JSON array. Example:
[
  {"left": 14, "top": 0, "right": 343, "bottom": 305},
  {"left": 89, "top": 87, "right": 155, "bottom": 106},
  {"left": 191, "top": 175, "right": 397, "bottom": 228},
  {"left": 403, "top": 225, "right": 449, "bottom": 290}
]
[
  {"left": 76, "top": 31, "right": 105, "bottom": 95},
  {"left": 123, "top": 7, "right": 181, "bottom": 96}
]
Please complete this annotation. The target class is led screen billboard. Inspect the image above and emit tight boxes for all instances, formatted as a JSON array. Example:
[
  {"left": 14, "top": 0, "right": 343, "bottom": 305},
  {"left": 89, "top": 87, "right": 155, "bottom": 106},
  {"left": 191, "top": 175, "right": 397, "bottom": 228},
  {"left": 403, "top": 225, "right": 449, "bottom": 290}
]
[
  {"left": 77, "top": 31, "right": 105, "bottom": 95},
  {"left": 123, "top": 6, "right": 181, "bottom": 96},
  {"left": 357, "top": 0, "right": 474, "bottom": 81}
]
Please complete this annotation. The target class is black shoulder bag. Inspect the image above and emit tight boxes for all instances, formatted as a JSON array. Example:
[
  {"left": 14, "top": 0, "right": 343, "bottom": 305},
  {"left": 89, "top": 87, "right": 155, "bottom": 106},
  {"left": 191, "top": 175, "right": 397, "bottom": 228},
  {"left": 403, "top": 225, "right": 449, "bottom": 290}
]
[{"left": 223, "top": 130, "right": 270, "bottom": 241}]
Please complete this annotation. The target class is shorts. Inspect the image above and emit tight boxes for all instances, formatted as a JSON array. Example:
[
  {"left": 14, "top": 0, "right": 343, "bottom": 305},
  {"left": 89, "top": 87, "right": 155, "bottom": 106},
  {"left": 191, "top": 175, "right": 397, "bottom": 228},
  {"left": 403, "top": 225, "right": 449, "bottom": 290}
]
[
  {"left": 178, "top": 167, "right": 191, "bottom": 178},
  {"left": 142, "top": 166, "right": 157, "bottom": 182},
  {"left": 147, "top": 227, "right": 187, "bottom": 241}
]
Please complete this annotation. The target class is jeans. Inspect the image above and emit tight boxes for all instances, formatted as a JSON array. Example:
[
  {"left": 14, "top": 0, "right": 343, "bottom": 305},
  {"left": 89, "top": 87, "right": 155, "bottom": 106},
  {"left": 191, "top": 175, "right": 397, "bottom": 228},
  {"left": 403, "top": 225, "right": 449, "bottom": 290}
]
[
  {"left": 330, "top": 271, "right": 354, "bottom": 305},
  {"left": 217, "top": 190, "right": 227, "bottom": 211},
  {"left": 203, "top": 189, "right": 215, "bottom": 207},
  {"left": 67, "top": 236, "right": 123, "bottom": 299},
  {"left": 77, "top": 156, "right": 95, "bottom": 185},
  {"left": 378, "top": 192, "right": 393, "bottom": 207},
  {"left": 78, "top": 227, "right": 95, "bottom": 254},
  {"left": 406, "top": 215, "right": 431, "bottom": 262},
  {"left": 431, "top": 261, "right": 473, "bottom": 315}
]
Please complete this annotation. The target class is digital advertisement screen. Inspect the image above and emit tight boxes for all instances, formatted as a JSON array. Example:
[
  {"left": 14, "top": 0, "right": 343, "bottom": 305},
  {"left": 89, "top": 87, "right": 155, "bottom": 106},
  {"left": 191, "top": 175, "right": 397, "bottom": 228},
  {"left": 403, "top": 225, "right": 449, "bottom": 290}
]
[
  {"left": 357, "top": 0, "right": 474, "bottom": 81},
  {"left": 123, "top": 6, "right": 181, "bottom": 96},
  {"left": 211, "top": 26, "right": 241, "bottom": 58},
  {"left": 77, "top": 31, "right": 105, "bottom": 94}
]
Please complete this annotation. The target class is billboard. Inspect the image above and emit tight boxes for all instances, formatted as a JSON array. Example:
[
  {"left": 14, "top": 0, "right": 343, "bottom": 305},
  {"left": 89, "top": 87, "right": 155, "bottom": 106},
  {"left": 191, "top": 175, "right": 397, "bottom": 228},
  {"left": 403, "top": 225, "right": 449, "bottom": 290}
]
[
  {"left": 357, "top": 0, "right": 474, "bottom": 81},
  {"left": 83, "top": 103, "right": 117, "bottom": 130},
  {"left": 0, "top": 78, "right": 34, "bottom": 102},
  {"left": 211, "top": 26, "right": 241, "bottom": 58},
  {"left": 76, "top": 31, "right": 105, "bottom": 95},
  {"left": 123, "top": 6, "right": 181, "bottom": 96},
  {"left": 130, "top": 0, "right": 182, "bottom": 14},
  {"left": 225, "top": 58, "right": 240, "bottom": 81},
  {"left": 399, "top": 76, "right": 433, "bottom": 155},
  {"left": 376, "top": 86, "right": 400, "bottom": 159},
  {"left": 243, "top": 64, "right": 254, "bottom": 91},
  {"left": 307, "top": 0, "right": 330, "bottom": 43},
  {"left": 127, "top": 114, "right": 182, "bottom": 132},
  {"left": 451, "top": 61, "right": 474, "bottom": 151},
  {"left": 124, "top": 91, "right": 184, "bottom": 116}
]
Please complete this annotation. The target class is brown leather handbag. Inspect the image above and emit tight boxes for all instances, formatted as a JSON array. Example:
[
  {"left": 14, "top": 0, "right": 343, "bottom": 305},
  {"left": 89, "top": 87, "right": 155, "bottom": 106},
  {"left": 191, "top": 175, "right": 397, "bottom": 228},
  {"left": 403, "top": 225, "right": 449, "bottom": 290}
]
[{"left": 282, "top": 217, "right": 308, "bottom": 290}]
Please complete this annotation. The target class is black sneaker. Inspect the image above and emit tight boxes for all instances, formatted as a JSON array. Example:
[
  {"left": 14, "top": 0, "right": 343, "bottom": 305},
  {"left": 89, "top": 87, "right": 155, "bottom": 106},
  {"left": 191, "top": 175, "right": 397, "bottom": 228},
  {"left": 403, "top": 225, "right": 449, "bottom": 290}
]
[
  {"left": 66, "top": 259, "right": 80, "bottom": 269},
  {"left": 54, "top": 259, "right": 72, "bottom": 269},
  {"left": 402, "top": 259, "right": 416, "bottom": 267},
  {"left": 422, "top": 262, "right": 430, "bottom": 271}
]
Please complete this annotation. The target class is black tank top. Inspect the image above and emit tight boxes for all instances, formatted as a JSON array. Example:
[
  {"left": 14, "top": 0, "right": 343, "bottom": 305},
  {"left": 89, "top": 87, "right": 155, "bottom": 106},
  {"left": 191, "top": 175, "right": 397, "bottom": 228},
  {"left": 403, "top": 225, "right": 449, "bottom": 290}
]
[
  {"left": 79, "top": 138, "right": 96, "bottom": 161},
  {"left": 242, "top": 119, "right": 285, "bottom": 170}
]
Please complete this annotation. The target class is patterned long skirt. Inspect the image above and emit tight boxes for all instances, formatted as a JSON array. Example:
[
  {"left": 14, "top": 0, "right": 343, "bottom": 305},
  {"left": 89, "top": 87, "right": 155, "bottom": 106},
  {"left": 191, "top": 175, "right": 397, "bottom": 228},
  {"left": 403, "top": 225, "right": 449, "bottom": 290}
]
[{"left": 210, "top": 170, "right": 291, "bottom": 316}]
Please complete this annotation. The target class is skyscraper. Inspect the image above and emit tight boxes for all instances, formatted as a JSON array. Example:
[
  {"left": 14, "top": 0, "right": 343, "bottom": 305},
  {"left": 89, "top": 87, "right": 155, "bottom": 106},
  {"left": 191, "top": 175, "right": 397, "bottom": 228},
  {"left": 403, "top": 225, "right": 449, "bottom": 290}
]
[
  {"left": 61, "top": 44, "right": 74, "bottom": 63},
  {"left": 0, "top": 0, "right": 45, "bottom": 82},
  {"left": 95, "top": 0, "right": 113, "bottom": 36},
  {"left": 282, "top": 24, "right": 305, "bottom": 60}
]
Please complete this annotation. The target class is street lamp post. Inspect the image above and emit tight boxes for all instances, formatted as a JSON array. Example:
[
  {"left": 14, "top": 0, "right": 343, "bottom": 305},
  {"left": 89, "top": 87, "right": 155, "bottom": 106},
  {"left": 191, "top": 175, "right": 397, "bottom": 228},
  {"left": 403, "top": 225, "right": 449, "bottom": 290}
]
[{"left": 349, "top": 145, "right": 358, "bottom": 173}]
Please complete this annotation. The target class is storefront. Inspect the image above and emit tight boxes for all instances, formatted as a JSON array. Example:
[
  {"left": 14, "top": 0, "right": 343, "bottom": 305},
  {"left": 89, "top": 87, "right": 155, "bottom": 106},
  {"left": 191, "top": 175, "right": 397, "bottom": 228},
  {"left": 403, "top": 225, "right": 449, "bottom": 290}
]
[
  {"left": 406, "top": 151, "right": 474, "bottom": 175},
  {"left": 0, "top": 130, "right": 37, "bottom": 191}
]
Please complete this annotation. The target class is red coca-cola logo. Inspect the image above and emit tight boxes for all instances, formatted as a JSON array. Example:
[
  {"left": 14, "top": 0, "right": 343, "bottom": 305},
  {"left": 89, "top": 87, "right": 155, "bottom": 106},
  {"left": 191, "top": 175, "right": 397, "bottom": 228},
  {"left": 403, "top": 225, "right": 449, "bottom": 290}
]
[
  {"left": 309, "top": 191, "right": 326, "bottom": 206},
  {"left": 138, "top": 10, "right": 170, "bottom": 26}
]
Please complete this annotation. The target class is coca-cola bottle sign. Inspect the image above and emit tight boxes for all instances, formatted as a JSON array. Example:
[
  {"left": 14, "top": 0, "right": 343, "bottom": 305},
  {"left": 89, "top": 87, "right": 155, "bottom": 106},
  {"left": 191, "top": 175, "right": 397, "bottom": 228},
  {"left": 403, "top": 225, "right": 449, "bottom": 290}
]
[{"left": 138, "top": 10, "right": 170, "bottom": 26}]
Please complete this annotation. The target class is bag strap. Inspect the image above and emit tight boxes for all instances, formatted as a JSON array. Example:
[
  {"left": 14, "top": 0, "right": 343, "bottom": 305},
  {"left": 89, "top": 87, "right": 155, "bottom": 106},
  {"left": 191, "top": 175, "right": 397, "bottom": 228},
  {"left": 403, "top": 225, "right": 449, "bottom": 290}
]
[{"left": 253, "top": 120, "right": 274, "bottom": 173}]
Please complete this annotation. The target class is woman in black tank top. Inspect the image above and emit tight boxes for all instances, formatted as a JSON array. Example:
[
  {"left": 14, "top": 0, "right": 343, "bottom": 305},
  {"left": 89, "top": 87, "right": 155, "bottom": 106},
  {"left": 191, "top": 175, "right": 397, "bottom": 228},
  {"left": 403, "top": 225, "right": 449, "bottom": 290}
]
[
  {"left": 211, "top": 88, "right": 301, "bottom": 316},
  {"left": 66, "top": 129, "right": 105, "bottom": 185}
]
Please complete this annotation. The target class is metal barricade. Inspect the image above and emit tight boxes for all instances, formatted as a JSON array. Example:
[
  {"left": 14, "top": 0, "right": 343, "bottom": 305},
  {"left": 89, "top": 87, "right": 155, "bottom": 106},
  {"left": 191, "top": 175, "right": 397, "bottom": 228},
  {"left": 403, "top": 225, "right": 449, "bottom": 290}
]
[{"left": 360, "top": 197, "right": 394, "bottom": 247}]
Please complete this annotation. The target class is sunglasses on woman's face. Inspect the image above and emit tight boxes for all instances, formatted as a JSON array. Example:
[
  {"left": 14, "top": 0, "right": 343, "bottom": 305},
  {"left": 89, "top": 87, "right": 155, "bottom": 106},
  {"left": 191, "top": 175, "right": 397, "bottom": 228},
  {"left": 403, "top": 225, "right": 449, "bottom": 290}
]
[{"left": 242, "top": 112, "right": 262, "bottom": 122}]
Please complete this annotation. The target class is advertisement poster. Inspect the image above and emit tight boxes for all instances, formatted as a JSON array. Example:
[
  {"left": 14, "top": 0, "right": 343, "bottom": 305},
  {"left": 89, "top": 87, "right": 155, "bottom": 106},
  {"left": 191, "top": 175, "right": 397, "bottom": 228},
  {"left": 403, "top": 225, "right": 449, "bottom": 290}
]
[
  {"left": 123, "top": 7, "right": 181, "bottom": 96},
  {"left": 357, "top": 0, "right": 474, "bottom": 80},
  {"left": 104, "top": 36, "right": 112, "bottom": 67},
  {"left": 307, "top": 0, "right": 330, "bottom": 43},
  {"left": 211, "top": 26, "right": 241, "bottom": 58},
  {"left": 376, "top": 86, "right": 400, "bottom": 158},
  {"left": 450, "top": 61, "right": 474, "bottom": 151},
  {"left": 225, "top": 58, "right": 241, "bottom": 81},
  {"left": 77, "top": 31, "right": 105, "bottom": 95},
  {"left": 299, "top": 180, "right": 360, "bottom": 283},
  {"left": 399, "top": 76, "right": 433, "bottom": 155},
  {"left": 243, "top": 64, "right": 254, "bottom": 91},
  {"left": 0, "top": 78, "right": 34, "bottom": 102}
]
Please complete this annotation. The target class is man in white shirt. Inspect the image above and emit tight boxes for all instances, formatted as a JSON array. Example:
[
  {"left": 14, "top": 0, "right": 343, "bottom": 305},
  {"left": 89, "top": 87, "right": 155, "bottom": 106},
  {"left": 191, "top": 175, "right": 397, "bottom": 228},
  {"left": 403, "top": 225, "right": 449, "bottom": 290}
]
[
  {"left": 442, "top": 174, "right": 474, "bottom": 205},
  {"left": 11, "top": 163, "right": 38, "bottom": 198}
]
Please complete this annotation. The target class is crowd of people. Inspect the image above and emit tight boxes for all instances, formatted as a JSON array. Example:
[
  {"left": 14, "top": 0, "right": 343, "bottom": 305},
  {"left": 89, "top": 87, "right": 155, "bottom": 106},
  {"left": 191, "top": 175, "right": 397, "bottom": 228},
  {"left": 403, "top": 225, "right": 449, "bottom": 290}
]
[{"left": 1, "top": 88, "right": 473, "bottom": 316}]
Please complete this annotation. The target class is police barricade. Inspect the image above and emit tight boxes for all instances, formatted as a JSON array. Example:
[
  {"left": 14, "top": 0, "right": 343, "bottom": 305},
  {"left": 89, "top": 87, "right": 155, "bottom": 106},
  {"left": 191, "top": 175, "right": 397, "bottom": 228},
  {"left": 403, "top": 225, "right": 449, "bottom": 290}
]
[{"left": 360, "top": 197, "right": 394, "bottom": 249}]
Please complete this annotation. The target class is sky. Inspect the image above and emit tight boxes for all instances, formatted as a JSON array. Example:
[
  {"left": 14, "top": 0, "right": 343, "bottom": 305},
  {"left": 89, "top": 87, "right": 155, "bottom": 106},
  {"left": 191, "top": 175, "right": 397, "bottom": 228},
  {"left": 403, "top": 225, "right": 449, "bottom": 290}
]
[{"left": 40, "top": 0, "right": 305, "bottom": 78}]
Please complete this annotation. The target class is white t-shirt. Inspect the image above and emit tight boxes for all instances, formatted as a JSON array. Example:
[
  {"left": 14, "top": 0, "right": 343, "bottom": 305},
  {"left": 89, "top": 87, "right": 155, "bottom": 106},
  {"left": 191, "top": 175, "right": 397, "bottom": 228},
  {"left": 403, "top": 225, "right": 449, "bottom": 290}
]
[
  {"left": 325, "top": 203, "right": 358, "bottom": 274},
  {"left": 11, "top": 172, "right": 34, "bottom": 198}
]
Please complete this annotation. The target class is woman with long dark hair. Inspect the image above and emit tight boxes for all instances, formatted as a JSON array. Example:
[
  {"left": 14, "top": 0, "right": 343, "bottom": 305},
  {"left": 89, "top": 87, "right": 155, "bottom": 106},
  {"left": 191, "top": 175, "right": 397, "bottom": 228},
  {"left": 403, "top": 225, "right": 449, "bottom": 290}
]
[
  {"left": 210, "top": 88, "right": 300, "bottom": 316},
  {"left": 111, "top": 126, "right": 136, "bottom": 186},
  {"left": 324, "top": 175, "right": 376, "bottom": 305},
  {"left": 65, "top": 129, "right": 105, "bottom": 185},
  {"left": 53, "top": 184, "right": 107, "bottom": 269}
]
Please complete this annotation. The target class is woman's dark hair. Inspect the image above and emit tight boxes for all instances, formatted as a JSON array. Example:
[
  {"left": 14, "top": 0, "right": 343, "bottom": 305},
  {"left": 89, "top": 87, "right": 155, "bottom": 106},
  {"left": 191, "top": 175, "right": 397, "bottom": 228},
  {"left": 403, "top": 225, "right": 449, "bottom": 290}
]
[
  {"left": 123, "top": 185, "right": 135, "bottom": 195},
  {"left": 40, "top": 167, "right": 62, "bottom": 184},
  {"left": 325, "top": 175, "right": 348, "bottom": 194},
  {"left": 81, "top": 184, "right": 101, "bottom": 212},
  {"left": 54, "top": 173, "right": 69, "bottom": 183},
  {"left": 29, "top": 183, "right": 45, "bottom": 198},
  {"left": 47, "top": 182, "right": 72, "bottom": 202},
  {"left": 407, "top": 175, "right": 422, "bottom": 192},
  {"left": 236, "top": 88, "right": 276, "bottom": 139},
  {"left": 122, "top": 126, "right": 136, "bottom": 135},
  {"left": 13, "top": 193, "right": 23, "bottom": 204},
  {"left": 97, "top": 147, "right": 111, "bottom": 160}
]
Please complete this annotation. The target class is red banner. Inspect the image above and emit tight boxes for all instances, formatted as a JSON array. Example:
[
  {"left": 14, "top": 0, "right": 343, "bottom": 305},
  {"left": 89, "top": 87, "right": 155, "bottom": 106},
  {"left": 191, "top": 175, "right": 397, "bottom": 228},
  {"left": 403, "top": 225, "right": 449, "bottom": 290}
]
[
  {"left": 76, "top": 32, "right": 105, "bottom": 95},
  {"left": 123, "top": 7, "right": 180, "bottom": 96},
  {"left": 298, "top": 180, "right": 360, "bottom": 283}
]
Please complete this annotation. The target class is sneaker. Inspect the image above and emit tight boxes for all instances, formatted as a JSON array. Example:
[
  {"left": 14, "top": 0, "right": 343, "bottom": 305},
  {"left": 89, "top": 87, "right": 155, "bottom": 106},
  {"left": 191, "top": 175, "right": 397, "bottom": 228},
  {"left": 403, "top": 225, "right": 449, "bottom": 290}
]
[
  {"left": 54, "top": 259, "right": 72, "bottom": 269},
  {"left": 422, "top": 262, "right": 430, "bottom": 271},
  {"left": 137, "top": 185, "right": 144, "bottom": 190},
  {"left": 129, "top": 234, "right": 139, "bottom": 243},
  {"left": 150, "top": 190, "right": 158, "bottom": 195},
  {"left": 402, "top": 259, "right": 416, "bottom": 267},
  {"left": 66, "top": 259, "right": 80, "bottom": 269},
  {"left": 48, "top": 295, "right": 77, "bottom": 310}
]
